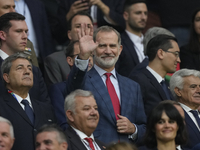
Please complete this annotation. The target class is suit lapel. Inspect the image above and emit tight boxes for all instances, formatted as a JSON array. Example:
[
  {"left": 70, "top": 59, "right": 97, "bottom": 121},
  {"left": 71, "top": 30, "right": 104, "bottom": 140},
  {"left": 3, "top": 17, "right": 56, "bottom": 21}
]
[
  {"left": 121, "top": 32, "right": 139, "bottom": 64},
  {"left": 31, "top": 98, "right": 40, "bottom": 127},
  {"left": 87, "top": 68, "right": 116, "bottom": 124},
  {"left": 3, "top": 92, "right": 33, "bottom": 126},
  {"left": 143, "top": 69, "right": 168, "bottom": 100}
]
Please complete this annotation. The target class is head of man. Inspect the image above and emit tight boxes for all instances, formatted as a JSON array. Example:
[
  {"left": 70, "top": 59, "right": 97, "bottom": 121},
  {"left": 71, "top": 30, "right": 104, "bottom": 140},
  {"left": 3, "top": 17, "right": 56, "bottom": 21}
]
[
  {"left": 65, "top": 89, "right": 99, "bottom": 137},
  {"left": 170, "top": 69, "right": 200, "bottom": 110},
  {"left": 146, "top": 34, "right": 180, "bottom": 74},
  {"left": 35, "top": 124, "right": 68, "bottom": 150},
  {"left": 0, "top": 116, "right": 15, "bottom": 150},
  {"left": 123, "top": 0, "right": 147, "bottom": 35},
  {"left": 1, "top": 52, "right": 33, "bottom": 97},
  {"left": 0, "top": 12, "right": 28, "bottom": 55},
  {"left": 93, "top": 26, "right": 122, "bottom": 72},
  {"left": 0, "top": 0, "right": 15, "bottom": 17},
  {"left": 68, "top": 11, "right": 93, "bottom": 41}
]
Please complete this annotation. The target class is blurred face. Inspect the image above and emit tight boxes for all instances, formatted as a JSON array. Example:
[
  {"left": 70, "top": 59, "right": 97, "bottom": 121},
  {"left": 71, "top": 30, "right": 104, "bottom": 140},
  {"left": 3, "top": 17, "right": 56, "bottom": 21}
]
[
  {"left": 3, "top": 58, "right": 33, "bottom": 90},
  {"left": 68, "top": 15, "right": 92, "bottom": 41},
  {"left": 0, "top": 20, "right": 28, "bottom": 55},
  {"left": 69, "top": 96, "right": 99, "bottom": 136},
  {"left": 0, "top": 122, "right": 14, "bottom": 150},
  {"left": 194, "top": 11, "right": 200, "bottom": 36},
  {"left": 94, "top": 31, "right": 122, "bottom": 72},
  {"left": 177, "top": 75, "right": 200, "bottom": 110},
  {"left": 36, "top": 131, "right": 67, "bottom": 150},
  {"left": 0, "top": 0, "right": 15, "bottom": 17},
  {"left": 162, "top": 40, "right": 181, "bottom": 73},
  {"left": 155, "top": 111, "right": 179, "bottom": 143},
  {"left": 124, "top": 3, "right": 148, "bottom": 32}
]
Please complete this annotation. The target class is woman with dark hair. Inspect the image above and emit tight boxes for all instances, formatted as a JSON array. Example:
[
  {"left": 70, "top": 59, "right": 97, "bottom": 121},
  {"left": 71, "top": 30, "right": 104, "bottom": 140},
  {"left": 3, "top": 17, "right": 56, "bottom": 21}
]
[
  {"left": 180, "top": 8, "right": 200, "bottom": 70},
  {"left": 144, "top": 103, "right": 187, "bottom": 150}
]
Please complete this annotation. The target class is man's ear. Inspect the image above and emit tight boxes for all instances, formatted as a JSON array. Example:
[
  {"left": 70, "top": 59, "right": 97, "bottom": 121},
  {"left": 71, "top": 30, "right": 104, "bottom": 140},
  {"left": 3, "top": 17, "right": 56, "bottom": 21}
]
[
  {"left": 174, "top": 87, "right": 182, "bottom": 97},
  {"left": 0, "top": 31, "right": 6, "bottom": 41},
  {"left": 66, "top": 110, "right": 74, "bottom": 122},
  {"left": 3, "top": 73, "right": 10, "bottom": 84},
  {"left": 157, "top": 49, "right": 165, "bottom": 60},
  {"left": 66, "top": 56, "right": 74, "bottom": 67},
  {"left": 68, "top": 30, "right": 72, "bottom": 40},
  {"left": 123, "top": 11, "right": 129, "bottom": 21}
]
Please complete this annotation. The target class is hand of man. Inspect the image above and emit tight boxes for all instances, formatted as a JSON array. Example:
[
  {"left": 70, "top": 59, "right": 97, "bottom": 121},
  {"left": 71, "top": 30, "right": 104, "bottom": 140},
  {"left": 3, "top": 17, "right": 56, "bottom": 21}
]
[
  {"left": 116, "top": 114, "right": 136, "bottom": 134},
  {"left": 77, "top": 23, "right": 98, "bottom": 60},
  {"left": 66, "top": 0, "right": 89, "bottom": 21}
]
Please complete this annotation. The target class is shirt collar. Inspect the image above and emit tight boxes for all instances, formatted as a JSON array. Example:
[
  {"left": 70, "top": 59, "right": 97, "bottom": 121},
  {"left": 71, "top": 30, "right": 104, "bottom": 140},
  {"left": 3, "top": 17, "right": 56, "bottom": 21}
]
[
  {"left": 71, "top": 126, "right": 94, "bottom": 140},
  {"left": 146, "top": 66, "right": 163, "bottom": 83},
  {"left": 179, "top": 102, "right": 199, "bottom": 112},
  {"left": 0, "top": 49, "right": 9, "bottom": 60},
  {"left": 94, "top": 64, "right": 117, "bottom": 78},
  {"left": 125, "top": 30, "right": 144, "bottom": 44},
  {"left": 14, "top": 93, "right": 32, "bottom": 107}
]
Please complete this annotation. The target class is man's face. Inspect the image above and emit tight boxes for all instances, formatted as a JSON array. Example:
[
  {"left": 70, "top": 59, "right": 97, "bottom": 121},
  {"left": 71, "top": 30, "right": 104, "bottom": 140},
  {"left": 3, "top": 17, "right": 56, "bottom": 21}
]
[
  {"left": 194, "top": 11, "right": 200, "bottom": 35},
  {"left": 162, "top": 40, "right": 181, "bottom": 73},
  {"left": 0, "top": 20, "right": 28, "bottom": 54},
  {"left": 0, "top": 122, "right": 14, "bottom": 150},
  {"left": 68, "top": 15, "right": 92, "bottom": 41},
  {"left": 177, "top": 76, "right": 200, "bottom": 110},
  {"left": 3, "top": 58, "right": 33, "bottom": 90},
  {"left": 0, "top": 0, "right": 15, "bottom": 17},
  {"left": 124, "top": 3, "right": 148, "bottom": 32},
  {"left": 35, "top": 131, "right": 67, "bottom": 150},
  {"left": 69, "top": 96, "right": 99, "bottom": 136},
  {"left": 94, "top": 31, "right": 122, "bottom": 72}
]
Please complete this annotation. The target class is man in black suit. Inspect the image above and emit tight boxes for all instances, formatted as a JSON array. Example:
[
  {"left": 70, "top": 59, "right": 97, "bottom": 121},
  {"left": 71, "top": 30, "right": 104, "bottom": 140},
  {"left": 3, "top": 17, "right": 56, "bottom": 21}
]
[
  {"left": 116, "top": 0, "right": 148, "bottom": 77},
  {"left": 0, "top": 52, "right": 56, "bottom": 150},
  {"left": 129, "top": 34, "right": 180, "bottom": 115},
  {"left": 35, "top": 124, "right": 68, "bottom": 150},
  {"left": 64, "top": 89, "right": 105, "bottom": 150},
  {"left": 0, "top": 12, "right": 50, "bottom": 103}
]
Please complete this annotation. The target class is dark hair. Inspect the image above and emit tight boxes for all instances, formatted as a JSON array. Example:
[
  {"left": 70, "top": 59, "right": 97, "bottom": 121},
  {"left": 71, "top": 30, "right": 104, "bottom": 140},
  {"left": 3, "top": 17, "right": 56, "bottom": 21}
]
[
  {"left": 107, "top": 142, "right": 138, "bottom": 150},
  {"left": 123, "top": 0, "right": 146, "bottom": 12},
  {"left": 146, "top": 34, "right": 177, "bottom": 61},
  {"left": 65, "top": 40, "right": 79, "bottom": 57},
  {"left": 144, "top": 103, "right": 187, "bottom": 148},
  {"left": 36, "top": 124, "right": 67, "bottom": 144},
  {"left": 0, "top": 12, "right": 25, "bottom": 33},
  {"left": 188, "top": 8, "right": 200, "bottom": 54},
  {"left": 67, "top": 11, "right": 93, "bottom": 31}
]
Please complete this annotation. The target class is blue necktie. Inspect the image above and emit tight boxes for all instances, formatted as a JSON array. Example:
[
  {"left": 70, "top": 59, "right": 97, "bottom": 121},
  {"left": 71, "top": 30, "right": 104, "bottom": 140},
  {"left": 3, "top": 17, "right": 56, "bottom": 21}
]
[
  {"left": 190, "top": 110, "right": 200, "bottom": 128},
  {"left": 160, "top": 80, "right": 171, "bottom": 100},
  {"left": 21, "top": 99, "right": 34, "bottom": 124}
]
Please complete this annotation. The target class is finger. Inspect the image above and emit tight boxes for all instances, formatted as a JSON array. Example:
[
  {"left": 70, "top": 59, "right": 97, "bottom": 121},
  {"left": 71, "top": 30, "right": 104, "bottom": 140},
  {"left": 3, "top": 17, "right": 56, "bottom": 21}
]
[
  {"left": 76, "top": 6, "right": 89, "bottom": 11},
  {"left": 80, "top": 23, "right": 85, "bottom": 37},
  {"left": 73, "top": 0, "right": 83, "bottom": 6},
  {"left": 76, "top": 28, "right": 81, "bottom": 40},
  {"left": 89, "top": 25, "right": 93, "bottom": 36},
  {"left": 117, "top": 114, "right": 124, "bottom": 119},
  {"left": 85, "top": 24, "right": 90, "bottom": 35},
  {"left": 75, "top": 2, "right": 89, "bottom": 9}
]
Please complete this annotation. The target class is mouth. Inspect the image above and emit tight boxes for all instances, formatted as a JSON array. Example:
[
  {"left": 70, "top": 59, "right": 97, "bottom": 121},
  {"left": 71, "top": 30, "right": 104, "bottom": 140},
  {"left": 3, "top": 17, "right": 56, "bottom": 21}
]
[
  {"left": 21, "top": 42, "right": 27, "bottom": 46},
  {"left": 22, "top": 76, "right": 31, "bottom": 80}
]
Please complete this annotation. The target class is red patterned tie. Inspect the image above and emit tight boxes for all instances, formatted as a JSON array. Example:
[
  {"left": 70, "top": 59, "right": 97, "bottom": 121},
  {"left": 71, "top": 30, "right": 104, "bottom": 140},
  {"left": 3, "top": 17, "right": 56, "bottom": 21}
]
[
  {"left": 84, "top": 138, "right": 95, "bottom": 150},
  {"left": 105, "top": 73, "right": 120, "bottom": 120}
]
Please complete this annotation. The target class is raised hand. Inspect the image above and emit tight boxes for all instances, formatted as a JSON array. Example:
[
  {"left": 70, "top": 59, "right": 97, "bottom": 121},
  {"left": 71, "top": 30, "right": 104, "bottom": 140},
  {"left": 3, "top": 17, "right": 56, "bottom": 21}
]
[{"left": 77, "top": 23, "right": 98, "bottom": 60}]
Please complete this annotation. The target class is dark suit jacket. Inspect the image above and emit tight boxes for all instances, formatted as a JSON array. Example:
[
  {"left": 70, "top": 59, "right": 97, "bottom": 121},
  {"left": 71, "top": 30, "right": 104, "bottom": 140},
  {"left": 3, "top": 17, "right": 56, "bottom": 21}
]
[
  {"left": 116, "top": 31, "right": 140, "bottom": 77},
  {"left": 44, "top": 51, "right": 70, "bottom": 88},
  {"left": 183, "top": 110, "right": 200, "bottom": 149},
  {"left": 0, "top": 57, "right": 50, "bottom": 103},
  {"left": 129, "top": 68, "right": 174, "bottom": 115},
  {"left": 65, "top": 126, "right": 105, "bottom": 150},
  {"left": 180, "top": 44, "right": 200, "bottom": 71},
  {"left": 56, "top": 65, "right": 146, "bottom": 145},
  {"left": 25, "top": 0, "right": 54, "bottom": 60},
  {"left": 0, "top": 90, "right": 56, "bottom": 150}
]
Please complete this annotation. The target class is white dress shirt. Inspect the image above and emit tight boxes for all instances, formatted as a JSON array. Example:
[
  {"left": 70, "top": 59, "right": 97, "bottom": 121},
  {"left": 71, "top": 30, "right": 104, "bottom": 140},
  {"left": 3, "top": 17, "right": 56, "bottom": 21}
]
[
  {"left": 146, "top": 66, "right": 164, "bottom": 84},
  {"left": 0, "top": 49, "right": 9, "bottom": 60}
]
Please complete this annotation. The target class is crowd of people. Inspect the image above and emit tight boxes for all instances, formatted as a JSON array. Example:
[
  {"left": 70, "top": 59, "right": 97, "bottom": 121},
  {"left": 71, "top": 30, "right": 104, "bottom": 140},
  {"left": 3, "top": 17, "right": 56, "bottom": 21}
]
[{"left": 0, "top": 0, "right": 200, "bottom": 150}]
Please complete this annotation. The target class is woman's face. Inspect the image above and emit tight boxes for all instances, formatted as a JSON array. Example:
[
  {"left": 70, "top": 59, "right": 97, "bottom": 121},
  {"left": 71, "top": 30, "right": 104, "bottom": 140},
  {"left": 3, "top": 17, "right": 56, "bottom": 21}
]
[
  {"left": 155, "top": 111, "right": 179, "bottom": 142},
  {"left": 194, "top": 11, "right": 200, "bottom": 35}
]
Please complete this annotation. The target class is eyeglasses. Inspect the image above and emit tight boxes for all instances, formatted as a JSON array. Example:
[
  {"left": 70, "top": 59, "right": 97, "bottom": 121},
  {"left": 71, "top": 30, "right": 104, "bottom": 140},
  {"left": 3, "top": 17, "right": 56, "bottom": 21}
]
[{"left": 164, "top": 51, "right": 180, "bottom": 58}]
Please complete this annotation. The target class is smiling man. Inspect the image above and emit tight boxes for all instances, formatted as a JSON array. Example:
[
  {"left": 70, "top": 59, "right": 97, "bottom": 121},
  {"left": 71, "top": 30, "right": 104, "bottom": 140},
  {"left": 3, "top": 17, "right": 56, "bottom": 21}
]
[
  {"left": 170, "top": 69, "right": 200, "bottom": 149},
  {"left": 64, "top": 89, "right": 105, "bottom": 150}
]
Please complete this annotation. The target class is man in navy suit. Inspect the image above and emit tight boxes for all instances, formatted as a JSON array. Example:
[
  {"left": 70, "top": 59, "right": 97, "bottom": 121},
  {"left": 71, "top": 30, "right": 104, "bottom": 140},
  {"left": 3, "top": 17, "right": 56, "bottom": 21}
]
[
  {"left": 64, "top": 25, "right": 146, "bottom": 145},
  {"left": 64, "top": 89, "right": 105, "bottom": 150},
  {"left": 116, "top": 0, "right": 148, "bottom": 77},
  {"left": 0, "top": 52, "right": 56, "bottom": 150},
  {"left": 129, "top": 35, "right": 180, "bottom": 115},
  {"left": 0, "top": 12, "right": 50, "bottom": 103},
  {"left": 170, "top": 69, "right": 200, "bottom": 149}
]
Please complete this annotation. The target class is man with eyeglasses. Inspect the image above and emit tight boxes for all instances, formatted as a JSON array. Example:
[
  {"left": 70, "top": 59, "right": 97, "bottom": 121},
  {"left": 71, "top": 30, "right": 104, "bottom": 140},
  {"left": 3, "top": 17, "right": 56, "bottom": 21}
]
[{"left": 129, "top": 34, "right": 180, "bottom": 115}]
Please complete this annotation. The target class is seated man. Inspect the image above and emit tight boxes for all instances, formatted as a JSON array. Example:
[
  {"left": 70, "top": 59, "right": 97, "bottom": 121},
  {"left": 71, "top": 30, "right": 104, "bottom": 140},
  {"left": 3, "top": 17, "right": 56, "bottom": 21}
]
[
  {"left": 35, "top": 124, "right": 68, "bottom": 150},
  {"left": 64, "top": 89, "right": 105, "bottom": 150},
  {"left": 170, "top": 69, "right": 200, "bottom": 149},
  {"left": 0, "top": 116, "right": 15, "bottom": 150},
  {"left": 0, "top": 52, "right": 56, "bottom": 150}
]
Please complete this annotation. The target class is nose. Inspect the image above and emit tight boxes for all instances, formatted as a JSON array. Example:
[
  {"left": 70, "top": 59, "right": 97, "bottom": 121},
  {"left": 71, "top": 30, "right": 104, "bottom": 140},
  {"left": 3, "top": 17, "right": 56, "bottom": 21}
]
[
  {"left": 104, "top": 46, "right": 112, "bottom": 54},
  {"left": 141, "top": 12, "right": 147, "bottom": 20},
  {"left": 10, "top": 7, "right": 15, "bottom": 12},
  {"left": 177, "top": 56, "right": 181, "bottom": 63},
  {"left": 90, "top": 108, "right": 98, "bottom": 115}
]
